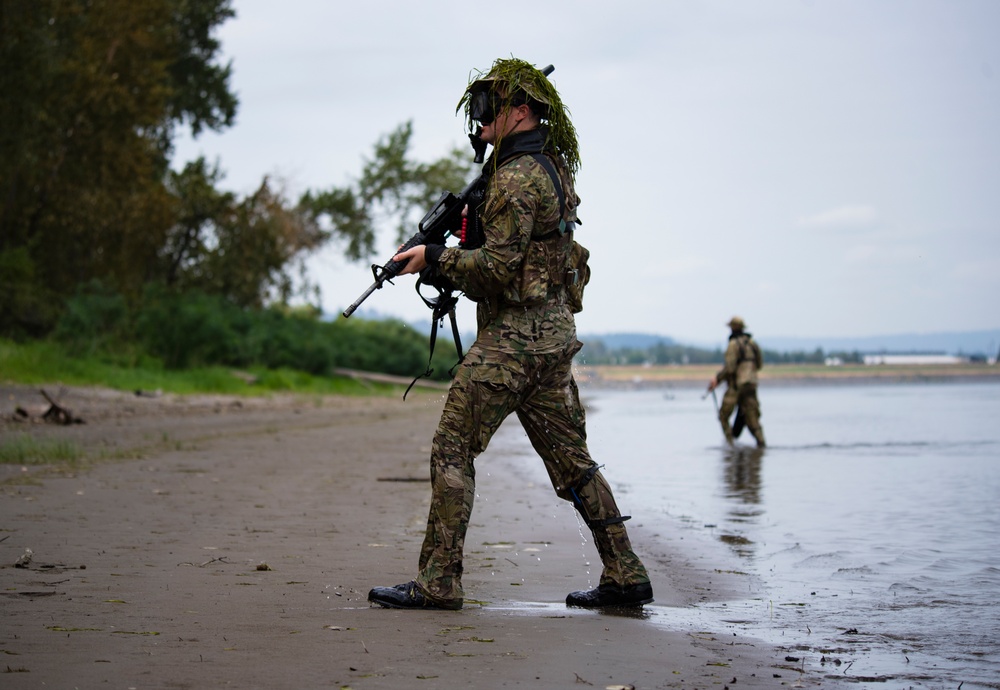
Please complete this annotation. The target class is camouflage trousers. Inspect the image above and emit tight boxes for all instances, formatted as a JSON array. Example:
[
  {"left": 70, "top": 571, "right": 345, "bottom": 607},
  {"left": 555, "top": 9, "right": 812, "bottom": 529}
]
[
  {"left": 719, "top": 383, "right": 765, "bottom": 446},
  {"left": 415, "top": 340, "right": 650, "bottom": 606}
]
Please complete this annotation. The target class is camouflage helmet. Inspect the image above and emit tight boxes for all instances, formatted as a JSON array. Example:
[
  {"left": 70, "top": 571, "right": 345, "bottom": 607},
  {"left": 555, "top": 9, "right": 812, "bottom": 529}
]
[
  {"left": 727, "top": 316, "right": 746, "bottom": 331},
  {"left": 457, "top": 58, "right": 580, "bottom": 175},
  {"left": 466, "top": 63, "right": 553, "bottom": 117}
]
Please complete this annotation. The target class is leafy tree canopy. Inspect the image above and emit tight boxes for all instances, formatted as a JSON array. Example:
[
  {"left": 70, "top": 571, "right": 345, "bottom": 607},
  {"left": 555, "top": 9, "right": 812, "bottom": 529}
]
[
  {"left": 0, "top": 0, "right": 238, "bottom": 335},
  {"left": 1, "top": 1, "right": 476, "bottom": 350}
]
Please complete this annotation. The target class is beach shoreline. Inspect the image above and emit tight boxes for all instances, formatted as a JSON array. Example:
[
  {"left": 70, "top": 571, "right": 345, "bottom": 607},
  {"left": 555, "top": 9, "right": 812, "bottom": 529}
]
[
  {"left": 2, "top": 384, "right": 851, "bottom": 688},
  {"left": 576, "top": 362, "right": 1000, "bottom": 389}
]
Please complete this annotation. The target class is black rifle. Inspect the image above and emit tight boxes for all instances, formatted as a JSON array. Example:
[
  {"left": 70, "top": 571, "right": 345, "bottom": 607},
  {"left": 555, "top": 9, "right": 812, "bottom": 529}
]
[{"left": 341, "top": 175, "right": 485, "bottom": 319}]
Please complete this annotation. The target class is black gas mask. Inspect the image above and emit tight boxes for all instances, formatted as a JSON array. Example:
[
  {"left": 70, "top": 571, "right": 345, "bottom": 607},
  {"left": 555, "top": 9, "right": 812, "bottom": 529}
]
[{"left": 469, "top": 89, "right": 502, "bottom": 125}]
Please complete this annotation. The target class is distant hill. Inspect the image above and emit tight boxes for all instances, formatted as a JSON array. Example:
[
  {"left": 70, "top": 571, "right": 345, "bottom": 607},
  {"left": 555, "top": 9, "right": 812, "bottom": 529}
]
[
  {"left": 580, "top": 332, "right": 677, "bottom": 350},
  {"left": 757, "top": 330, "right": 1000, "bottom": 356}
]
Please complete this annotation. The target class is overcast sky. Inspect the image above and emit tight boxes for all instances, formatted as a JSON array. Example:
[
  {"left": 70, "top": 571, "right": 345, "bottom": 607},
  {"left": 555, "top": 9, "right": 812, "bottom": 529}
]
[{"left": 173, "top": 0, "right": 1000, "bottom": 347}]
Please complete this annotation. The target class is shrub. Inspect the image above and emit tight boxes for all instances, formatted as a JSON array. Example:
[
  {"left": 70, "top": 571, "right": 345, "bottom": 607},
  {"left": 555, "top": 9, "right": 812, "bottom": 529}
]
[{"left": 53, "top": 280, "right": 131, "bottom": 356}]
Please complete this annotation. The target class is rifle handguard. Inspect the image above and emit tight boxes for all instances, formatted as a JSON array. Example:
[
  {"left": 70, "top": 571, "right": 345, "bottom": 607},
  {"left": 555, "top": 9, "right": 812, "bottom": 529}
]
[{"left": 342, "top": 230, "right": 427, "bottom": 318}]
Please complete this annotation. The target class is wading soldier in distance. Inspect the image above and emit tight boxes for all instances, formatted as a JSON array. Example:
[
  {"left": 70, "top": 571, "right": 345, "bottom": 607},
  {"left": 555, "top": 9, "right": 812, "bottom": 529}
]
[
  {"left": 708, "top": 316, "right": 766, "bottom": 447},
  {"left": 367, "top": 58, "right": 653, "bottom": 610}
]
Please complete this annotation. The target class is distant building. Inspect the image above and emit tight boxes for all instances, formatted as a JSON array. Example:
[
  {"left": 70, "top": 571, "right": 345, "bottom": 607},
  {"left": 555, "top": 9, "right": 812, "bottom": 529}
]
[{"left": 862, "top": 353, "right": 965, "bottom": 366}]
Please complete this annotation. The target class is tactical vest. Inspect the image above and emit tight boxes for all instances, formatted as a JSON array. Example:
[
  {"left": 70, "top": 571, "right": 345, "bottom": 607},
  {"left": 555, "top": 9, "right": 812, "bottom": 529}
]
[
  {"left": 733, "top": 333, "right": 763, "bottom": 386},
  {"left": 486, "top": 140, "right": 589, "bottom": 313}
]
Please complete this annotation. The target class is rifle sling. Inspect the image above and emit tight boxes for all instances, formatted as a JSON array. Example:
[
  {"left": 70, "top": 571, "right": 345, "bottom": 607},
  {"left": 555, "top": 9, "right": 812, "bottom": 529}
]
[{"left": 404, "top": 284, "right": 463, "bottom": 400}]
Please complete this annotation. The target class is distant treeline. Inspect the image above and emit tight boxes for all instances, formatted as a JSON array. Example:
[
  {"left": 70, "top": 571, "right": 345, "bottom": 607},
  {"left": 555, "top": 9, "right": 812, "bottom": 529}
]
[
  {"left": 579, "top": 339, "right": 863, "bottom": 366},
  {"left": 49, "top": 282, "right": 457, "bottom": 381}
]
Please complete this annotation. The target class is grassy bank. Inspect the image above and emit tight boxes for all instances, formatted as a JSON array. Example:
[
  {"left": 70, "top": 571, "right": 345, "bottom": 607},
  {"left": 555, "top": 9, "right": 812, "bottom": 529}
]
[{"left": 0, "top": 338, "right": 406, "bottom": 397}]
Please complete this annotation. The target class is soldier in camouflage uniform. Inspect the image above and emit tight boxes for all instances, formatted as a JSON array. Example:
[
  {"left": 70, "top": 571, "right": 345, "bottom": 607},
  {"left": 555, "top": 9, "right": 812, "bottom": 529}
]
[
  {"left": 708, "top": 316, "right": 766, "bottom": 448},
  {"left": 367, "top": 59, "right": 653, "bottom": 611}
]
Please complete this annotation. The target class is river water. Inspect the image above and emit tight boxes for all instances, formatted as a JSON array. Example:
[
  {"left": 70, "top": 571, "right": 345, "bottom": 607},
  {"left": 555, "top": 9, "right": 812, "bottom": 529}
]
[{"left": 502, "top": 380, "right": 1000, "bottom": 688}]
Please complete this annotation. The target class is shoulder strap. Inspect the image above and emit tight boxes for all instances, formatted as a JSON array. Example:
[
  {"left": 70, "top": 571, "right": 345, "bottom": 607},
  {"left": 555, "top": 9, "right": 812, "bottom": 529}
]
[
  {"left": 736, "top": 334, "right": 750, "bottom": 363},
  {"left": 530, "top": 153, "right": 566, "bottom": 225}
]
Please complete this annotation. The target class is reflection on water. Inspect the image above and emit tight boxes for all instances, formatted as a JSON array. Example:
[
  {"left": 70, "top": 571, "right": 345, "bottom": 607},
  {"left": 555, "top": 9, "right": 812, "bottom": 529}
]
[
  {"left": 576, "top": 382, "right": 1000, "bottom": 689},
  {"left": 722, "top": 446, "right": 763, "bottom": 504}
]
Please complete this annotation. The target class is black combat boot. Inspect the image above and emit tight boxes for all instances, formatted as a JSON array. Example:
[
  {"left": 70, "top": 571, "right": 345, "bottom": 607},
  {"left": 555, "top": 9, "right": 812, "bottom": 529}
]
[
  {"left": 367, "top": 581, "right": 462, "bottom": 610},
  {"left": 566, "top": 581, "right": 653, "bottom": 608}
]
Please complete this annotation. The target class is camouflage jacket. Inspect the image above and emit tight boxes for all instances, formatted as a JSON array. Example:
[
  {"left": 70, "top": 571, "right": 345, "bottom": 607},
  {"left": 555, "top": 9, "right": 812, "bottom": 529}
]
[
  {"left": 436, "top": 128, "right": 581, "bottom": 355},
  {"left": 716, "top": 333, "right": 763, "bottom": 387}
]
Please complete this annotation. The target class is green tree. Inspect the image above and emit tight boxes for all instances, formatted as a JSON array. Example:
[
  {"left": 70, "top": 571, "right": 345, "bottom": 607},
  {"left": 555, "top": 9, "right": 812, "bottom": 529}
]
[
  {"left": 300, "top": 121, "right": 474, "bottom": 262},
  {"left": 163, "top": 0, "right": 237, "bottom": 144},
  {"left": 203, "top": 178, "right": 328, "bottom": 308},
  {"left": 0, "top": 0, "right": 237, "bottom": 336},
  {"left": 161, "top": 158, "right": 235, "bottom": 289},
  {"left": 161, "top": 160, "right": 330, "bottom": 309},
  {"left": 1, "top": 0, "right": 480, "bottom": 370}
]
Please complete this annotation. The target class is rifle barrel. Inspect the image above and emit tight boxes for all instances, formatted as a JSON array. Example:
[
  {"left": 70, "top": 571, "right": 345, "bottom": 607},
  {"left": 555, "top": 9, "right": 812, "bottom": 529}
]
[{"left": 342, "top": 282, "right": 380, "bottom": 318}]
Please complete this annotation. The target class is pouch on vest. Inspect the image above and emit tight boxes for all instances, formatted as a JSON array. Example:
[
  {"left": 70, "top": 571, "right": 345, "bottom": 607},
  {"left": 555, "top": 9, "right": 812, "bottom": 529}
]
[
  {"left": 527, "top": 152, "right": 590, "bottom": 314},
  {"left": 566, "top": 240, "right": 590, "bottom": 314}
]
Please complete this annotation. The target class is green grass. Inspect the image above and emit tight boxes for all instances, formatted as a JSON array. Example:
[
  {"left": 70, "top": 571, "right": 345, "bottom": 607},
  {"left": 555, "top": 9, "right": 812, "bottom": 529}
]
[
  {"left": 0, "top": 338, "right": 403, "bottom": 397},
  {"left": 0, "top": 434, "right": 85, "bottom": 466}
]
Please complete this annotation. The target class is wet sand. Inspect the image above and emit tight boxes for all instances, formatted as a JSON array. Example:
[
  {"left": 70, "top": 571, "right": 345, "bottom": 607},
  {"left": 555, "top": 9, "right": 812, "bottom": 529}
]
[{"left": 1, "top": 385, "right": 845, "bottom": 688}]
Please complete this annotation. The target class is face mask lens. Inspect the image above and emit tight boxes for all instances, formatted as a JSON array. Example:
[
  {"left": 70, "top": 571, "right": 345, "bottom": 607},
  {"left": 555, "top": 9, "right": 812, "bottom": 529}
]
[{"left": 470, "top": 91, "right": 498, "bottom": 124}]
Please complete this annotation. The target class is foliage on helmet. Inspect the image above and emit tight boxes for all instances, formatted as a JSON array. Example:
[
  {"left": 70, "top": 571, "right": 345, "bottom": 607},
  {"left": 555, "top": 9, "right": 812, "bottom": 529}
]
[{"left": 457, "top": 58, "right": 580, "bottom": 177}]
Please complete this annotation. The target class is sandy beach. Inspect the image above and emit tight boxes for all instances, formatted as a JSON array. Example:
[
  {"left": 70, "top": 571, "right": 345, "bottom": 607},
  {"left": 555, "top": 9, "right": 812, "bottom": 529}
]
[{"left": 1, "top": 384, "right": 848, "bottom": 689}]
